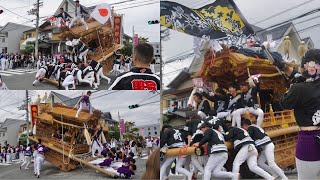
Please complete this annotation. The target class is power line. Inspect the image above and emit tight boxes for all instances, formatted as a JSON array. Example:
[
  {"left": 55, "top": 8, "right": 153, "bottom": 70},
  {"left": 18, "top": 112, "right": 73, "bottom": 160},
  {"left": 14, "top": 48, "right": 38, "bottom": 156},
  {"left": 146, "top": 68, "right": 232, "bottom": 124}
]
[
  {"left": 115, "top": 1, "right": 158, "bottom": 11},
  {"left": 253, "top": 0, "right": 316, "bottom": 25},
  {"left": 0, "top": 5, "right": 33, "bottom": 21},
  {"left": 256, "top": 7, "right": 320, "bottom": 33}
]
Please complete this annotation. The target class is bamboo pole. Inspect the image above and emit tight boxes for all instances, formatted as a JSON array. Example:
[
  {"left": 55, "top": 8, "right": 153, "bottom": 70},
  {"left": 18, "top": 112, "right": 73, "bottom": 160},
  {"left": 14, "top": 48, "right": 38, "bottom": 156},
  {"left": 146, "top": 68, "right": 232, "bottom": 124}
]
[
  {"left": 165, "top": 126, "right": 299, "bottom": 156},
  {"left": 29, "top": 136, "right": 115, "bottom": 177}
]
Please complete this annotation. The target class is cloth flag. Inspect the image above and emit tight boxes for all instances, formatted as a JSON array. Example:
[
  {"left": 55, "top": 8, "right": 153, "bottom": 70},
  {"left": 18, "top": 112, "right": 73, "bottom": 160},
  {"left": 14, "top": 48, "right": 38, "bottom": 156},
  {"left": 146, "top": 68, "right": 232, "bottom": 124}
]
[
  {"left": 160, "top": 0, "right": 254, "bottom": 40},
  {"left": 91, "top": 3, "right": 112, "bottom": 24}
]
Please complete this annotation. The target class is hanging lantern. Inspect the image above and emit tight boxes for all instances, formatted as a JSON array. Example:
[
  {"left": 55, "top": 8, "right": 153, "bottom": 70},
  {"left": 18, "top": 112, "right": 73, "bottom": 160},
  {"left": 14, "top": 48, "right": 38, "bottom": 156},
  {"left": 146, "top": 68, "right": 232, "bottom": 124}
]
[
  {"left": 283, "top": 36, "right": 291, "bottom": 56},
  {"left": 298, "top": 41, "right": 308, "bottom": 58}
]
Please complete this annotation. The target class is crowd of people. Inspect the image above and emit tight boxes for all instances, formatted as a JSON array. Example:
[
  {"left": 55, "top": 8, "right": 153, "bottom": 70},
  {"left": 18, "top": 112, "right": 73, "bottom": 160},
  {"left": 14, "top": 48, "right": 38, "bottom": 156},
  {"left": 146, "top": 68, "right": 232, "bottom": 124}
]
[
  {"left": 160, "top": 48, "right": 320, "bottom": 180},
  {"left": 0, "top": 53, "right": 37, "bottom": 72}
]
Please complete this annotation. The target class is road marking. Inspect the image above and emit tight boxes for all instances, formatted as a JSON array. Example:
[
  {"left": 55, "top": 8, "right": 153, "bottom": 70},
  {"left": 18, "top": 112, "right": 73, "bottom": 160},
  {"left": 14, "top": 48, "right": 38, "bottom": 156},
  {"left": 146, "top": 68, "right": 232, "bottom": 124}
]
[{"left": 0, "top": 69, "right": 37, "bottom": 76}]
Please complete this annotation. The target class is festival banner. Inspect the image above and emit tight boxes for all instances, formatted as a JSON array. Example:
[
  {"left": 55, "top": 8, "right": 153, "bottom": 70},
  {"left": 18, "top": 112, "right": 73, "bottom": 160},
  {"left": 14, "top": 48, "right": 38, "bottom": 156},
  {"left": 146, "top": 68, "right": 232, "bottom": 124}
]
[
  {"left": 30, "top": 104, "right": 39, "bottom": 126},
  {"left": 133, "top": 34, "right": 139, "bottom": 47},
  {"left": 119, "top": 119, "right": 125, "bottom": 134},
  {"left": 160, "top": 0, "right": 254, "bottom": 40},
  {"left": 113, "top": 15, "right": 123, "bottom": 45}
]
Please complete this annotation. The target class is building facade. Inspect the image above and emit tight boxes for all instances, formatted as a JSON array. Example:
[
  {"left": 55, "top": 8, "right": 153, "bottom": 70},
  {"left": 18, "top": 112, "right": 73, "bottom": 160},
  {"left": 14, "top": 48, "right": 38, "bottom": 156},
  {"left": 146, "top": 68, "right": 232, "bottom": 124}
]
[
  {"left": 134, "top": 123, "right": 160, "bottom": 138},
  {"left": 0, "top": 118, "right": 26, "bottom": 147},
  {"left": 0, "top": 23, "right": 33, "bottom": 54}
]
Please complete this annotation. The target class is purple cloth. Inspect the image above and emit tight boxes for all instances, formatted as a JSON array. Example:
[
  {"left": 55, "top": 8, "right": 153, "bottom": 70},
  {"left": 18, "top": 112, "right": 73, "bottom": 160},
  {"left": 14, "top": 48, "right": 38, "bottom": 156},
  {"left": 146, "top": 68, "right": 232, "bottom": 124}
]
[
  {"left": 81, "top": 95, "right": 90, "bottom": 105},
  {"left": 98, "top": 158, "right": 113, "bottom": 167},
  {"left": 25, "top": 146, "right": 32, "bottom": 156},
  {"left": 53, "top": 133, "right": 60, "bottom": 139},
  {"left": 117, "top": 165, "right": 134, "bottom": 178},
  {"left": 296, "top": 130, "right": 320, "bottom": 161}
]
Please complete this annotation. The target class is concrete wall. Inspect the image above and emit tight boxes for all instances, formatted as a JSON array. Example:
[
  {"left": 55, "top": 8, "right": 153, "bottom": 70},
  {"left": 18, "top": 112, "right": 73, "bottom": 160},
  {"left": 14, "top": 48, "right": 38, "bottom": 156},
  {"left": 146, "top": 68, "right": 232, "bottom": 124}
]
[
  {"left": 136, "top": 124, "right": 160, "bottom": 138},
  {"left": 7, "top": 27, "right": 32, "bottom": 54},
  {"left": 0, "top": 130, "right": 7, "bottom": 146}
]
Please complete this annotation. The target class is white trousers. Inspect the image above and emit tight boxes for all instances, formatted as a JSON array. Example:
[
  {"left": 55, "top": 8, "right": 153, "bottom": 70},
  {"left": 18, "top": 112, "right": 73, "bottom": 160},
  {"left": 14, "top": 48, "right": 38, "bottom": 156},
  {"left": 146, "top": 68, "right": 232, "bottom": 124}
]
[
  {"left": 76, "top": 71, "right": 93, "bottom": 86},
  {"left": 258, "top": 143, "right": 288, "bottom": 179},
  {"left": 204, "top": 152, "right": 234, "bottom": 180},
  {"left": 33, "top": 68, "right": 46, "bottom": 85},
  {"left": 62, "top": 75, "right": 75, "bottom": 90},
  {"left": 76, "top": 102, "right": 92, "bottom": 117},
  {"left": 36, "top": 60, "right": 40, "bottom": 70},
  {"left": 96, "top": 68, "right": 111, "bottom": 85},
  {"left": 91, "top": 140, "right": 103, "bottom": 157},
  {"left": 232, "top": 107, "right": 264, "bottom": 127},
  {"left": 233, "top": 144, "right": 273, "bottom": 180},
  {"left": 150, "top": 64, "right": 155, "bottom": 73},
  {"left": 191, "top": 154, "right": 204, "bottom": 174},
  {"left": 176, "top": 157, "right": 193, "bottom": 180},
  {"left": 1, "top": 58, "right": 6, "bottom": 71},
  {"left": 69, "top": 16, "right": 88, "bottom": 30},
  {"left": 296, "top": 158, "right": 320, "bottom": 179},
  {"left": 35, "top": 154, "right": 44, "bottom": 176},
  {"left": 160, "top": 157, "right": 175, "bottom": 180},
  {"left": 79, "top": 49, "right": 89, "bottom": 63},
  {"left": 21, "top": 156, "right": 31, "bottom": 169}
]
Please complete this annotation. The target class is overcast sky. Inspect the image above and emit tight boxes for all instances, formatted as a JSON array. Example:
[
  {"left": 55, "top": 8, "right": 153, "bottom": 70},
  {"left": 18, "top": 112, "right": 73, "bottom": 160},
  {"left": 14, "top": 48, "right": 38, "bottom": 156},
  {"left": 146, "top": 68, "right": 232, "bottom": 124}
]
[
  {"left": 162, "top": 0, "right": 320, "bottom": 87},
  {"left": 0, "top": 0, "right": 160, "bottom": 42},
  {"left": 0, "top": 90, "right": 160, "bottom": 126}
]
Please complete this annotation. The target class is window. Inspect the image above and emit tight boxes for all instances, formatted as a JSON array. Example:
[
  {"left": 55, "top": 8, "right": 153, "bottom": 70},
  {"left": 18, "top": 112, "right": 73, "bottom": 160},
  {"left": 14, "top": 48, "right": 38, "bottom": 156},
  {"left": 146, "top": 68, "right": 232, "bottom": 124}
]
[
  {"left": 155, "top": 132, "right": 157, "bottom": 135},
  {"left": 148, "top": 132, "right": 151, "bottom": 135},
  {"left": 2, "top": 38, "right": 5, "bottom": 42},
  {"left": 148, "top": 127, "right": 150, "bottom": 130},
  {"left": 156, "top": 45, "right": 159, "bottom": 48},
  {"left": 154, "top": 127, "right": 157, "bottom": 130},
  {"left": 0, "top": 133, "right": 1, "bottom": 137},
  {"left": 156, "top": 50, "right": 159, "bottom": 54},
  {"left": 3, "top": 133, "right": 5, "bottom": 137},
  {"left": 26, "top": 33, "right": 32, "bottom": 38}
]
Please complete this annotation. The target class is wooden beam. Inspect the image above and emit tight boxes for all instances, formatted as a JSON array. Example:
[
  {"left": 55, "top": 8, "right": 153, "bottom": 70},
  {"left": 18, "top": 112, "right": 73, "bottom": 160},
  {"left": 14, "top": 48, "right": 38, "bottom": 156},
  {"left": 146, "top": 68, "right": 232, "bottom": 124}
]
[
  {"left": 29, "top": 136, "right": 115, "bottom": 177},
  {"left": 165, "top": 126, "right": 299, "bottom": 156}
]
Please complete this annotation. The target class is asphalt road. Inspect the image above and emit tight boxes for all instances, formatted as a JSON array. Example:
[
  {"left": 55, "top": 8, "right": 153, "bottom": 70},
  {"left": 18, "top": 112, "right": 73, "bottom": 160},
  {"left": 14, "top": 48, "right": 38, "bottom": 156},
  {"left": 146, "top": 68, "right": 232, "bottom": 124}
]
[
  {"left": 1, "top": 68, "right": 113, "bottom": 90},
  {"left": 0, "top": 153, "right": 149, "bottom": 179},
  {"left": 1, "top": 65, "right": 160, "bottom": 90}
]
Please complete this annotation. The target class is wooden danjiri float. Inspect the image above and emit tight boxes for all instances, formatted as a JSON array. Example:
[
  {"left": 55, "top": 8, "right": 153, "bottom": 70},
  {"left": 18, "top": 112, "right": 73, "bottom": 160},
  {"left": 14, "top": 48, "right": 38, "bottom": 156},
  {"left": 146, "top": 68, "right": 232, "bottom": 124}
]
[
  {"left": 28, "top": 102, "right": 115, "bottom": 177},
  {"left": 165, "top": 47, "right": 299, "bottom": 172},
  {"left": 42, "top": 9, "right": 123, "bottom": 86}
]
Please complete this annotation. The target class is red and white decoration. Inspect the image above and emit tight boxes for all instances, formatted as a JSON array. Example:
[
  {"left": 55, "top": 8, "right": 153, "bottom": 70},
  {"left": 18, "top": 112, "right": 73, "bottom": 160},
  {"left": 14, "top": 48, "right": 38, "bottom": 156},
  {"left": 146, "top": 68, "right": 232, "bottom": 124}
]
[{"left": 91, "top": 3, "right": 112, "bottom": 24}]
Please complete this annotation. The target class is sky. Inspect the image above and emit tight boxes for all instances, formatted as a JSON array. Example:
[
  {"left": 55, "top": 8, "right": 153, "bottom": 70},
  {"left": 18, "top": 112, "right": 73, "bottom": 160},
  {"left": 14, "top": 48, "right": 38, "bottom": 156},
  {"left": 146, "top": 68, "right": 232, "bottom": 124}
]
[
  {"left": 0, "top": 0, "right": 160, "bottom": 42},
  {"left": 0, "top": 90, "right": 160, "bottom": 127},
  {"left": 162, "top": 0, "right": 320, "bottom": 87}
]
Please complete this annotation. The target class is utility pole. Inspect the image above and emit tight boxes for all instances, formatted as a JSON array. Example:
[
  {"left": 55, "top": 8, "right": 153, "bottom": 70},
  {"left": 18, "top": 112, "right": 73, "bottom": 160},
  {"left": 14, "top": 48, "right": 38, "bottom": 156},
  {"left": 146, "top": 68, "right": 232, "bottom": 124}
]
[
  {"left": 160, "top": 35, "right": 163, "bottom": 129},
  {"left": 26, "top": 90, "right": 30, "bottom": 144},
  {"left": 28, "top": 0, "right": 43, "bottom": 59},
  {"left": 132, "top": 26, "right": 135, "bottom": 56},
  {"left": 118, "top": 111, "right": 123, "bottom": 145}
]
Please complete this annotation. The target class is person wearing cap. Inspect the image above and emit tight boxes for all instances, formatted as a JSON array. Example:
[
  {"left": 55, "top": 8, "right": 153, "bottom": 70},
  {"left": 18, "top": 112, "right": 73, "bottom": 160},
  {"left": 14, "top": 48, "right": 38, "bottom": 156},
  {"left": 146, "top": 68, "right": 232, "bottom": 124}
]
[
  {"left": 194, "top": 122, "right": 237, "bottom": 180},
  {"left": 224, "top": 126, "right": 273, "bottom": 179},
  {"left": 273, "top": 49, "right": 320, "bottom": 179},
  {"left": 109, "top": 43, "right": 160, "bottom": 90},
  {"left": 69, "top": 0, "right": 89, "bottom": 30},
  {"left": 192, "top": 92, "right": 211, "bottom": 119},
  {"left": 160, "top": 125, "right": 192, "bottom": 180},
  {"left": 232, "top": 77, "right": 263, "bottom": 127},
  {"left": 241, "top": 118, "right": 288, "bottom": 179}
]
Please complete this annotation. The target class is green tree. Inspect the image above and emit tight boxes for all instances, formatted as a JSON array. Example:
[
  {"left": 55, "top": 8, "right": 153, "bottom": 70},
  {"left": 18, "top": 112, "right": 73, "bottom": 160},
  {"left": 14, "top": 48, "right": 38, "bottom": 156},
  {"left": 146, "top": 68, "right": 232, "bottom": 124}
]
[
  {"left": 121, "top": 41, "right": 133, "bottom": 56},
  {"left": 108, "top": 125, "right": 120, "bottom": 141},
  {"left": 22, "top": 41, "right": 35, "bottom": 55},
  {"left": 19, "top": 134, "right": 28, "bottom": 146}
]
